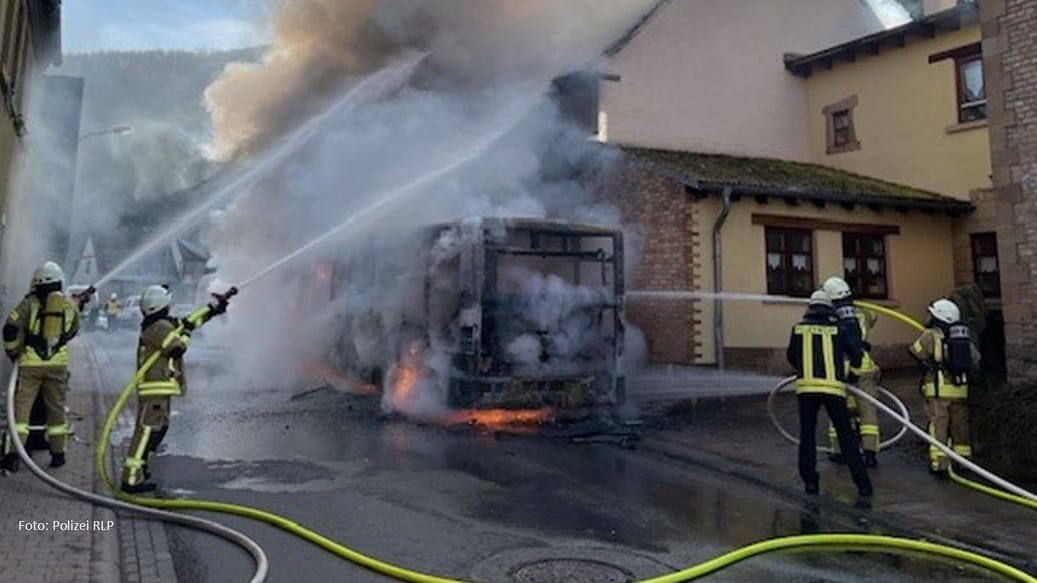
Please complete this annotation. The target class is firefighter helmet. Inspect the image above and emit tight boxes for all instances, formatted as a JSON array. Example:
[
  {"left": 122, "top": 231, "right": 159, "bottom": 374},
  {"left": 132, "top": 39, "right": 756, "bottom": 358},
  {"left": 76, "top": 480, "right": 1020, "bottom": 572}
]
[
  {"left": 928, "top": 299, "right": 961, "bottom": 325},
  {"left": 139, "top": 285, "right": 172, "bottom": 316},
  {"left": 808, "top": 290, "right": 833, "bottom": 309},
  {"left": 31, "top": 261, "right": 64, "bottom": 290},
  {"left": 822, "top": 276, "right": 852, "bottom": 301}
]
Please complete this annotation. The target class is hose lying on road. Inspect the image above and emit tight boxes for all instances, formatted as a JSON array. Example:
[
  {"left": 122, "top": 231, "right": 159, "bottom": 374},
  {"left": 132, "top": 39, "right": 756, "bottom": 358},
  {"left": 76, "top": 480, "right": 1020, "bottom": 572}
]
[
  {"left": 767, "top": 378, "right": 911, "bottom": 453},
  {"left": 91, "top": 325, "right": 1037, "bottom": 583},
  {"left": 3, "top": 365, "right": 270, "bottom": 583},
  {"left": 854, "top": 300, "right": 1037, "bottom": 510}
]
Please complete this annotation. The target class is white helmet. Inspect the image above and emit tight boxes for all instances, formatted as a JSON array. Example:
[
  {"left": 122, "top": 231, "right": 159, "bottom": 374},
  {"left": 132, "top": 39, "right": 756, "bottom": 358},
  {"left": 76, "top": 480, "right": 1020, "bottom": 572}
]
[
  {"left": 31, "top": 261, "right": 64, "bottom": 290},
  {"left": 808, "top": 290, "right": 833, "bottom": 309},
  {"left": 822, "top": 276, "right": 852, "bottom": 301},
  {"left": 109, "top": 293, "right": 118, "bottom": 300},
  {"left": 928, "top": 299, "right": 961, "bottom": 325},
  {"left": 139, "top": 285, "right": 172, "bottom": 316}
]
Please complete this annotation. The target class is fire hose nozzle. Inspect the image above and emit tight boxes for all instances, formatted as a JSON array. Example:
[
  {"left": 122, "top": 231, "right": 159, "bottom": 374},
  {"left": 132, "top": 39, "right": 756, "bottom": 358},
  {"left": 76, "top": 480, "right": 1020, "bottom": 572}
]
[{"left": 74, "top": 286, "right": 97, "bottom": 308}]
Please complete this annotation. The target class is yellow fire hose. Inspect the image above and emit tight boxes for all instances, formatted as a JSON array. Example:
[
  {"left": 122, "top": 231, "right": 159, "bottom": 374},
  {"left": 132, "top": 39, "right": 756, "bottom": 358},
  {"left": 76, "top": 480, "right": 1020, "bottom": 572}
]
[
  {"left": 89, "top": 313, "right": 1037, "bottom": 582},
  {"left": 855, "top": 300, "right": 1037, "bottom": 510}
]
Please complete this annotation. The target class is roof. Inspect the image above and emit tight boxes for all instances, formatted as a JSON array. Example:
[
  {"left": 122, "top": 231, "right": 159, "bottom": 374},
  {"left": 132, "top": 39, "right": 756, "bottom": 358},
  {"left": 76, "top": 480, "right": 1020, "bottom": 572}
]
[
  {"left": 784, "top": 1, "right": 979, "bottom": 78},
  {"left": 625, "top": 148, "right": 973, "bottom": 214}
]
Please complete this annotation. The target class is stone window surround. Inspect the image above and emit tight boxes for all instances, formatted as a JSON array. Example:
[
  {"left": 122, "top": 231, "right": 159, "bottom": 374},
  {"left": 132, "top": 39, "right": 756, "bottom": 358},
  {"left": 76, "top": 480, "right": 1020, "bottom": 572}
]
[{"left": 823, "top": 95, "right": 861, "bottom": 155}]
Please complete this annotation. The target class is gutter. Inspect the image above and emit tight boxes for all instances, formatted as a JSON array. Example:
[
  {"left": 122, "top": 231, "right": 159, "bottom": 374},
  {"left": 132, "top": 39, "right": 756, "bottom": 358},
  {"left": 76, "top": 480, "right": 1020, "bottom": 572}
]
[
  {"left": 711, "top": 187, "right": 733, "bottom": 370},
  {"left": 696, "top": 183, "right": 974, "bottom": 215}
]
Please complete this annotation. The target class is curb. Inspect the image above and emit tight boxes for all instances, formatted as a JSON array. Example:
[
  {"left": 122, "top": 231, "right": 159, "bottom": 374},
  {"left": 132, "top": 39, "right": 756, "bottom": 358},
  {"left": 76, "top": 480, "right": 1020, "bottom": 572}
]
[{"left": 82, "top": 336, "right": 182, "bottom": 583}]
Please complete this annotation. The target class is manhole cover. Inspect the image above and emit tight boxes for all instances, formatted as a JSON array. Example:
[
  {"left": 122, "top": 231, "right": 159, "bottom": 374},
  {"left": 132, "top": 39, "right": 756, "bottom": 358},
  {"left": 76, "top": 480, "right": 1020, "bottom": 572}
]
[{"left": 511, "top": 558, "right": 631, "bottom": 583}]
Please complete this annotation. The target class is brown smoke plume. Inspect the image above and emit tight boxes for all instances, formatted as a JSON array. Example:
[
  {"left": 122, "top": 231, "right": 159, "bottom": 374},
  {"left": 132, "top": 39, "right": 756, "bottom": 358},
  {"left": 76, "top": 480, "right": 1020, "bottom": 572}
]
[{"left": 203, "top": 0, "right": 658, "bottom": 161}]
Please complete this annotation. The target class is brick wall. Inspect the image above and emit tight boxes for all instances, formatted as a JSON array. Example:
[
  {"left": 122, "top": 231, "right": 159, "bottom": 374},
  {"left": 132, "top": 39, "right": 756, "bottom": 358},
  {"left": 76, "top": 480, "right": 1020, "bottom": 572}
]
[
  {"left": 951, "top": 189, "right": 998, "bottom": 287},
  {"left": 982, "top": 0, "right": 1037, "bottom": 381},
  {"left": 595, "top": 161, "right": 700, "bottom": 364}
]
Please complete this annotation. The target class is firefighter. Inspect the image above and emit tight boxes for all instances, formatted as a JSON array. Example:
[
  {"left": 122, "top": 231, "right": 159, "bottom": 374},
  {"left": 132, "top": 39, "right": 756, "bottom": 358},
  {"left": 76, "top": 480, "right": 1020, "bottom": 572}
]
[
  {"left": 121, "top": 285, "right": 232, "bottom": 493},
  {"left": 787, "top": 290, "right": 872, "bottom": 497},
  {"left": 1, "top": 262, "right": 84, "bottom": 472},
  {"left": 822, "top": 276, "right": 882, "bottom": 468},
  {"left": 104, "top": 293, "right": 122, "bottom": 332},
  {"left": 909, "top": 299, "right": 980, "bottom": 476}
]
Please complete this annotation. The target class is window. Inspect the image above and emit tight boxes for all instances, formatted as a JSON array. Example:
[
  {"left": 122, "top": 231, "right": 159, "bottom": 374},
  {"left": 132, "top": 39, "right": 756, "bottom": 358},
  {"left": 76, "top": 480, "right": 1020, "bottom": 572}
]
[
  {"left": 971, "top": 232, "right": 1000, "bottom": 298},
  {"left": 823, "top": 95, "right": 860, "bottom": 154},
  {"left": 842, "top": 233, "right": 888, "bottom": 299},
  {"left": 955, "top": 53, "right": 986, "bottom": 123},
  {"left": 765, "top": 228, "right": 814, "bottom": 297},
  {"left": 833, "top": 110, "right": 852, "bottom": 148}
]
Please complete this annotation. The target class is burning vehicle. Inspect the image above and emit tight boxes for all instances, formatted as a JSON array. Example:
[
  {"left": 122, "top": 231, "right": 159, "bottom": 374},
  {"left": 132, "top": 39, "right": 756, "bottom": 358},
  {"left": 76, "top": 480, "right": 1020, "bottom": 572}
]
[{"left": 322, "top": 218, "right": 626, "bottom": 419}]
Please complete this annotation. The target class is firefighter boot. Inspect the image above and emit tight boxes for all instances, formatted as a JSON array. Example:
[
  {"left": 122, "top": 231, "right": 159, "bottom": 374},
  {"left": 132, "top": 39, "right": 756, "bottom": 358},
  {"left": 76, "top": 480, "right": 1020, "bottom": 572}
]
[
  {"left": 49, "top": 452, "right": 65, "bottom": 468},
  {"left": 121, "top": 481, "right": 157, "bottom": 494},
  {"left": 864, "top": 451, "right": 878, "bottom": 468},
  {"left": 1, "top": 453, "right": 19, "bottom": 473}
]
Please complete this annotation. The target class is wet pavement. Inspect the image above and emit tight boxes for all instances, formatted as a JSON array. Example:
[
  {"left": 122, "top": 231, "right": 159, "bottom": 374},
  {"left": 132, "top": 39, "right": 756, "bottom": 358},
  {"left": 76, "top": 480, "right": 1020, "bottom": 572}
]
[{"left": 84, "top": 331, "right": 1027, "bottom": 583}]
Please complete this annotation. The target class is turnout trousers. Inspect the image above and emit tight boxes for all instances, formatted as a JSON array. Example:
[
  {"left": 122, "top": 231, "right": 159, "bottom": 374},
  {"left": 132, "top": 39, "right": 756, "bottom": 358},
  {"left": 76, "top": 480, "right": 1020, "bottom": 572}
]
[
  {"left": 121, "top": 396, "right": 171, "bottom": 486},
  {"left": 829, "top": 368, "right": 882, "bottom": 454},
  {"left": 925, "top": 397, "right": 970, "bottom": 472},
  {"left": 799, "top": 393, "right": 871, "bottom": 493},
  {"left": 3, "top": 366, "right": 69, "bottom": 455}
]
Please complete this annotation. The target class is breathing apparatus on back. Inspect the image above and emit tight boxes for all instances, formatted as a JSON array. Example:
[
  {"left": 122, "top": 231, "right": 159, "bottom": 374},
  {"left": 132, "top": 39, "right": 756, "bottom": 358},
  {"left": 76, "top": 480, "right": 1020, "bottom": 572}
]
[
  {"left": 929, "top": 299, "right": 973, "bottom": 385},
  {"left": 27, "top": 262, "right": 71, "bottom": 360}
]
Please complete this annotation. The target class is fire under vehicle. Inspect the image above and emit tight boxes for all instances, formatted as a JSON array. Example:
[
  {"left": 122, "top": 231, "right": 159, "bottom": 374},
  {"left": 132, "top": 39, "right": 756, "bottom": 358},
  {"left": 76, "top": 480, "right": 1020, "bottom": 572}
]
[{"left": 323, "top": 218, "right": 626, "bottom": 412}]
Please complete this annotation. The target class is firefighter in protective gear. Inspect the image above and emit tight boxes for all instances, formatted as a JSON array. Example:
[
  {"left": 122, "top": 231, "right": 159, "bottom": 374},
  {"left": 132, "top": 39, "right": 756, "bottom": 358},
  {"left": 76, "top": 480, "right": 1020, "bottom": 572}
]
[
  {"left": 787, "top": 290, "right": 873, "bottom": 497},
  {"left": 822, "top": 276, "right": 882, "bottom": 468},
  {"left": 909, "top": 298, "right": 980, "bottom": 475},
  {"left": 1, "top": 262, "right": 83, "bottom": 472},
  {"left": 104, "top": 293, "right": 121, "bottom": 331},
  {"left": 120, "top": 285, "right": 233, "bottom": 493}
]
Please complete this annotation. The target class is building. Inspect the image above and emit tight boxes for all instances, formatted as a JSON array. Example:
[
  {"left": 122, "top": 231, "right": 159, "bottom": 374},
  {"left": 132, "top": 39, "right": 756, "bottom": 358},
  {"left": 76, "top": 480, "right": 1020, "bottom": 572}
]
[
  {"left": 0, "top": 0, "right": 61, "bottom": 257},
  {"left": 981, "top": 0, "right": 1037, "bottom": 382},
  {"left": 594, "top": 0, "right": 985, "bottom": 371}
]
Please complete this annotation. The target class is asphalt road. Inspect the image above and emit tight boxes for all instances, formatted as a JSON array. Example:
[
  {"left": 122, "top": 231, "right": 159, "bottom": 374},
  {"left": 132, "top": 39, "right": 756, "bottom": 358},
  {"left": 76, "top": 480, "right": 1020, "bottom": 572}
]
[{"left": 88, "top": 332, "right": 1010, "bottom": 583}]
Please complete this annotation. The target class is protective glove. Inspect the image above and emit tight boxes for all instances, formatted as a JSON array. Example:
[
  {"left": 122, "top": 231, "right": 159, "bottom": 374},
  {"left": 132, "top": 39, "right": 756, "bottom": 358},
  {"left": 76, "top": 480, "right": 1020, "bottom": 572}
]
[{"left": 861, "top": 341, "right": 872, "bottom": 352}]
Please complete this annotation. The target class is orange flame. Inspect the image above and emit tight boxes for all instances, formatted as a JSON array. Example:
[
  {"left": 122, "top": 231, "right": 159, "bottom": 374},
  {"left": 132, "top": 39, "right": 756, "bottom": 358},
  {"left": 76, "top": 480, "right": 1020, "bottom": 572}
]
[
  {"left": 386, "top": 340, "right": 427, "bottom": 413},
  {"left": 443, "top": 408, "right": 552, "bottom": 429}
]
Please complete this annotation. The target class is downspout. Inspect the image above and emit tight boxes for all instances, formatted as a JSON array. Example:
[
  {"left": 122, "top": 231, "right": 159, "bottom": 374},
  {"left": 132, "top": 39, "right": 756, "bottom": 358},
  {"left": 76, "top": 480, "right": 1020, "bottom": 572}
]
[{"left": 712, "top": 188, "right": 733, "bottom": 370}]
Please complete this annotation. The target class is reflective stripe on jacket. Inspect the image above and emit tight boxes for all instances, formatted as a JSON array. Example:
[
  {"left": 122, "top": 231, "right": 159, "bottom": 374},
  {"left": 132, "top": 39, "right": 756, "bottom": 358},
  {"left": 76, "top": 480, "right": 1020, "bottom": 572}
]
[
  {"left": 787, "top": 314, "right": 857, "bottom": 398},
  {"left": 910, "top": 328, "right": 968, "bottom": 400},
  {"left": 5, "top": 295, "right": 79, "bottom": 367},
  {"left": 137, "top": 318, "right": 190, "bottom": 397}
]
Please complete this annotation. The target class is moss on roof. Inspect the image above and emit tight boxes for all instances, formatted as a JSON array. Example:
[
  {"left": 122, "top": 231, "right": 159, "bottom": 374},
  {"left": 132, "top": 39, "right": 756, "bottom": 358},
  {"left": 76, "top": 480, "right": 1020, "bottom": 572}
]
[{"left": 627, "top": 148, "right": 963, "bottom": 205}]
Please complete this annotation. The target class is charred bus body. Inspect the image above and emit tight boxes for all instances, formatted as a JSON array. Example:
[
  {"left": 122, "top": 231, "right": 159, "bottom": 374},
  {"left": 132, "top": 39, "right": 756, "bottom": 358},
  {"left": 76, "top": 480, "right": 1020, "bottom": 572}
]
[{"left": 327, "top": 218, "right": 626, "bottom": 412}]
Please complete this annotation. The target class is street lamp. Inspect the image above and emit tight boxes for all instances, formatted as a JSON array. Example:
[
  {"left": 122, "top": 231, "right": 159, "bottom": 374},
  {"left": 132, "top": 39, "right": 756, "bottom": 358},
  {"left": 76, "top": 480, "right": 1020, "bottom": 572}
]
[{"left": 78, "top": 125, "right": 134, "bottom": 144}]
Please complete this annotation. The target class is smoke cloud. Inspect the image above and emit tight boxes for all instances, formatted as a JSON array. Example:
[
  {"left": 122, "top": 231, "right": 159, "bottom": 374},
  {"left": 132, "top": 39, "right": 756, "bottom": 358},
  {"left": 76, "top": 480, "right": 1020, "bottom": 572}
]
[
  {"left": 195, "top": 0, "right": 658, "bottom": 415},
  {"left": 203, "top": 0, "right": 657, "bottom": 160}
]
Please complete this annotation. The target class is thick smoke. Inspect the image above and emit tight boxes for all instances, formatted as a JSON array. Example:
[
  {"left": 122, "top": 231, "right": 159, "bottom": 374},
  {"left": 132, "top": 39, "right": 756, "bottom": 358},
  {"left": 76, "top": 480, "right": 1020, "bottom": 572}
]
[
  {"left": 204, "top": 0, "right": 657, "bottom": 160},
  {"left": 202, "top": 0, "right": 657, "bottom": 411}
]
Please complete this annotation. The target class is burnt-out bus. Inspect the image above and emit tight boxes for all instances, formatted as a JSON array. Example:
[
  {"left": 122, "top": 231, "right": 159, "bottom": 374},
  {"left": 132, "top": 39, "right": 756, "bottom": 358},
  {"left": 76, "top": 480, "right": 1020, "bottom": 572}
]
[{"left": 324, "top": 218, "right": 626, "bottom": 412}]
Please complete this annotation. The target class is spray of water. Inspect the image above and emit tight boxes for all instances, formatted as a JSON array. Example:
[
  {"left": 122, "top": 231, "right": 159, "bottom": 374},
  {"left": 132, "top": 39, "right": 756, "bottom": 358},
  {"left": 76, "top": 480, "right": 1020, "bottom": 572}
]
[
  {"left": 626, "top": 290, "right": 810, "bottom": 304},
  {"left": 92, "top": 53, "right": 427, "bottom": 289},
  {"left": 235, "top": 94, "right": 538, "bottom": 290}
]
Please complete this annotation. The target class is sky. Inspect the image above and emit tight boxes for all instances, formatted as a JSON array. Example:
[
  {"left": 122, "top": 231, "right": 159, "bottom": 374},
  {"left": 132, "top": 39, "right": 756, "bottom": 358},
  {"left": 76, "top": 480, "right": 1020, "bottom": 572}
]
[{"left": 63, "top": 0, "right": 272, "bottom": 53}]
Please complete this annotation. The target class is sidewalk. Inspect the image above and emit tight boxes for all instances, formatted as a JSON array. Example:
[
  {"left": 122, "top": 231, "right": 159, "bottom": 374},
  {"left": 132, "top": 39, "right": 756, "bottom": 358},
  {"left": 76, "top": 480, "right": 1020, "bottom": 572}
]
[
  {"left": 637, "top": 378, "right": 1036, "bottom": 568},
  {"left": 0, "top": 338, "right": 179, "bottom": 583}
]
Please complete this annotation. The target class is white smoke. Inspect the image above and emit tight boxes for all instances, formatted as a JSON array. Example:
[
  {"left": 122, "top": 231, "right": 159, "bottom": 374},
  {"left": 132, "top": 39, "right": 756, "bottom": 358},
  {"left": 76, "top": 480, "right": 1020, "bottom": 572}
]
[{"left": 196, "top": 1, "right": 658, "bottom": 410}]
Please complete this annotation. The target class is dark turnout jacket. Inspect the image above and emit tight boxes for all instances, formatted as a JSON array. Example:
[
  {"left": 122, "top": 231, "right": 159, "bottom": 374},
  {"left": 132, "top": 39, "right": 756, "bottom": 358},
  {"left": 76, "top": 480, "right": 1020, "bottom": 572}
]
[{"left": 786, "top": 306, "right": 862, "bottom": 397}]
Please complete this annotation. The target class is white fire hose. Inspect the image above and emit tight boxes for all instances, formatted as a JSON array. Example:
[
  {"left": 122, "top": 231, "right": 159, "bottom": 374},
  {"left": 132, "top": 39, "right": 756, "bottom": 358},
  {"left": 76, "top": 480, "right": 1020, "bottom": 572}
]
[
  {"left": 768, "top": 376, "right": 910, "bottom": 453},
  {"left": 3, "top": 365, "right": 269, "bottom": 583},
  {"left": 769, "top": 375, "right": 1037, "bottom": 505}
]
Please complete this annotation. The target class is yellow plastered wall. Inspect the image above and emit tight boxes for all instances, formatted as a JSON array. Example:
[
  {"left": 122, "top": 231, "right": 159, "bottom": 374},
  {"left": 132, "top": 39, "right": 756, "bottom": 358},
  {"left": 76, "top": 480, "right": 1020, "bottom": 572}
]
[
  {"left": 805, "top": 26, "right": 990, "bottom": 199},
  {"left": 694, "top": 199, "right": 956, "bottom": 357}
]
